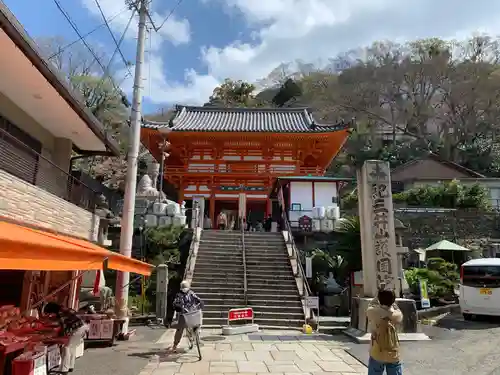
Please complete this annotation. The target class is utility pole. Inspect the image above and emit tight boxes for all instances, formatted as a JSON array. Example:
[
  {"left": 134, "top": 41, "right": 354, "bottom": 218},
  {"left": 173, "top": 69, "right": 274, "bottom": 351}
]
[{"left": 115, "top": 0, "right": 149, "bottom": 338}]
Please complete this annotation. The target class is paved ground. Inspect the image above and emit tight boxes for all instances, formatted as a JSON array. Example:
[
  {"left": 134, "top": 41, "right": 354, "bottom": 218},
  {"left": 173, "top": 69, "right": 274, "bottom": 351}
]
[
  {"left": 347, "top": 314, "right": 500, "bottom": 375},
  {"left": 137, "top": 329, "right": 366, "bottom": 375},
  {"left": 73, "top": 325, "right": 166, "bottom": 375}
]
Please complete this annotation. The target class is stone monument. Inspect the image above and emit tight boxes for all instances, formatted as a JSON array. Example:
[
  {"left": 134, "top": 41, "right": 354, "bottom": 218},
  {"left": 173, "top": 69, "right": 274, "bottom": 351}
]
[{"left": 345, "top": 160, "right": 428, "bottom": 342}]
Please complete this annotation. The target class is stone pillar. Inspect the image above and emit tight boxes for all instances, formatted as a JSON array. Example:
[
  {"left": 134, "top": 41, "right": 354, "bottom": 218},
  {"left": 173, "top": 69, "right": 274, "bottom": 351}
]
[
  {"left": 191, "top": 196, "right": 205, "bottom": 229},
  {"left": 347, "top": 160, "right": 421, "bottom": 341},
  {"left": 358, "top": 160, "right": 399, "bottom": 297},
  {"left": 156, "top": 264, "right": 168, "bottom": 323}
]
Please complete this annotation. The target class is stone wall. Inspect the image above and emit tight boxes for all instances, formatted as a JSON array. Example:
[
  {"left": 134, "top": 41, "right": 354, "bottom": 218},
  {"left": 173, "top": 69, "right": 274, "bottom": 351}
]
[
  {"left": 0, "top": 169, "right": 99, "bottom": 241},
  {"left": 343, "top": 208, "right": 500, "bottom": 249}
]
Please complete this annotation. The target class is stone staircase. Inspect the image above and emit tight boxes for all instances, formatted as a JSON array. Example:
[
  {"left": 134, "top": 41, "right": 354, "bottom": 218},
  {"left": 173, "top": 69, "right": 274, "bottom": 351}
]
[
  {"left": 245, "top": 232, "right": 304, "bottom": 328},
  {"left": 190, "top": 230, "right": 304, "bottom": 329},
  {"left": 190, "top": 230, "right": 245, "bottom": 327}
]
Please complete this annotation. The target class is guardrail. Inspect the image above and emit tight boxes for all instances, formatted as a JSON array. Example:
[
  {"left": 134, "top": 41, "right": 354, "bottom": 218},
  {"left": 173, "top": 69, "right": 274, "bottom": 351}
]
[
  {"left": 0, "top": 127, "right": 99, "bottom": 212},
  {"left": 183, "top": 205, "right": 201, "bottom": 282},
  {"left": 241, "top": 216, "right": 248, "bottom": 306},
  {"left": 280, "top": 208, "right": 314, "bottom": 322}
]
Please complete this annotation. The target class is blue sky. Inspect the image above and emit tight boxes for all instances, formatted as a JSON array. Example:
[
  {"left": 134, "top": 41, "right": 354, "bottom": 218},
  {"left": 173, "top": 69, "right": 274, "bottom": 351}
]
[{"left": 4, "top": 0, "right": 500, "bottom": 115}]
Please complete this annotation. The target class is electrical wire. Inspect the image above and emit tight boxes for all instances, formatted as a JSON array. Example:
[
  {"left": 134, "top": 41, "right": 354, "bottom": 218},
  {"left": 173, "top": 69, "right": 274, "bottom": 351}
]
[
  {"left": 156, "top": 0, "right": 185, "bottom": 31},
  {"left": 47, "top": 6, "right": 129, "bottom": 60},
  {"left": 90, "top": 9, "right": 136, "bottom": 101},
  {"left": 92, "top": 0, "right": 133, "bottom": 77},
  {"left": 53, "top": 0, "right": 107, "bottom": 73},
  {"left": 52, "top": 0, "right": 134, "bottom": 97}
]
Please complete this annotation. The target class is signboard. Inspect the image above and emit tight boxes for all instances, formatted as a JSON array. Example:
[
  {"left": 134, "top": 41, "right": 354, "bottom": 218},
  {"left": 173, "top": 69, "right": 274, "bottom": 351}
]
[
  {"left": 228, "top": 308, "right": 254, "bottom": 322},
  {"left": 298, "top": 215, "right": 312, "bottom": 232},
  {"left": 47, "top": 345, "right": 61, "bottom": 370},
  {"left": 420, "top": 279, "right": 431, "bottom": 309},
  {"left": 305, "top": 257, "right": 312, "bottom": 278},
  {"left": 305, "top": 296, "right": 319, "bottom": 309},
  {"left": 352, "top": 271, "right": 364, "bottom": 287}
]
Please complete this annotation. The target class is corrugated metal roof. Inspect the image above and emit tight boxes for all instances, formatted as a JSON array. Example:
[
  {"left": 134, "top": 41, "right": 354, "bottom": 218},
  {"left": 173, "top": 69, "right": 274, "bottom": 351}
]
[{"left": 142, "top": 105, "right": 350, "bottom": 133}]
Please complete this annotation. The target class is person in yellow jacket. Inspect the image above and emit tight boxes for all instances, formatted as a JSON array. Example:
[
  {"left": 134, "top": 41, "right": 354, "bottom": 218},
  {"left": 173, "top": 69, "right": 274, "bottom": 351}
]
[{"left": 366, "top": 289, "right": 403, "bottom": 375}]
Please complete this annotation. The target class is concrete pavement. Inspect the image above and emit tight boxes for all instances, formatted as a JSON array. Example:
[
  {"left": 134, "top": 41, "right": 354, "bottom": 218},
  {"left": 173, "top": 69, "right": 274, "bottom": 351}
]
[{"left": 138, "top": 329, "right": 366, "bottom": 375}]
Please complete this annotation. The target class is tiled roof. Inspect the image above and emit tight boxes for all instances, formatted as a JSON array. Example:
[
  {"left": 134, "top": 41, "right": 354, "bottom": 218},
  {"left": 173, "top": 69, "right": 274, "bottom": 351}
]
[{"left": 142, "top": 105, "right": 350, "bottom": 133}]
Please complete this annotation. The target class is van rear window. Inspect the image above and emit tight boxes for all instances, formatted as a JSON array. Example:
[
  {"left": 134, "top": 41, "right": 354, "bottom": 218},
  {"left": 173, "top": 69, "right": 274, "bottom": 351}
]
[{"left": 463, "top": 265, "right": 500, "bottom": 288}]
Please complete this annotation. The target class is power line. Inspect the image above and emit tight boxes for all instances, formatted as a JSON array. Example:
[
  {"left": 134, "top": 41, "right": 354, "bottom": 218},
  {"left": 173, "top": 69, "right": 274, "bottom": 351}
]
[
  {"left": 90, "top": 9, "right": 136, "bottom": 102},
  {"left": 47, "top": 6, "right": 129, "bottom": 60},
  {"left": 92, "top": 0, "right": 133, "bottom": 76},
  {"left": 156, "top": 0, "right": 185, "bottom": 31},
  {"left": 52, "top": 0, "right": 134, "bottom": 97},
  {"left": 52, "top": 0, "right": 107, "bottom": 73}
]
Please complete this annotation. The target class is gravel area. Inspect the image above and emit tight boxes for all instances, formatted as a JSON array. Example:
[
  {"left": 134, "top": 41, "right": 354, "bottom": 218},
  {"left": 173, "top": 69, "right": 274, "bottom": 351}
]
[{"left": 346, "top": 314, "right": 500, "bottom": 375}]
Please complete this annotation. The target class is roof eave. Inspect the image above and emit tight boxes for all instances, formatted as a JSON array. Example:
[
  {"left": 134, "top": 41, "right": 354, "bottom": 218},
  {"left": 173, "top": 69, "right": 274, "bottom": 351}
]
[{"left": 0, "top": 1, "right": 120, "bottom": 156}]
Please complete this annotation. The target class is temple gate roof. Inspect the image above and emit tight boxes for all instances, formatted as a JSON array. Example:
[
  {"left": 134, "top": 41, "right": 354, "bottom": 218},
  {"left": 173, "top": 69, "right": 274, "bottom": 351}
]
[{"left": 142, "top": 105, "right": 350, "bottom": 133}]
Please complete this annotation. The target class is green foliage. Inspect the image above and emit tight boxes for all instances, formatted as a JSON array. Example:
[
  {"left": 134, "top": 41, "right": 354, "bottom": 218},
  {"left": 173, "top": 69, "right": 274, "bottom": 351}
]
[
  {"left": 341, "top": 180, "right": 491, "bottom": 210},
  {"left": 307, "top": 249, "right": 345, "bottom": 293},
  {"left": 208, "top": 78, "right": 266, "bottom": 107},
  {"left": 144, "top": 225, "right": 184, "bottom": 265},
  {"left": 332, "top": 216, "right": 362, "bottom": 273},
  {"left": 404, "top": 257, "right": 459, "bottom": 300}
]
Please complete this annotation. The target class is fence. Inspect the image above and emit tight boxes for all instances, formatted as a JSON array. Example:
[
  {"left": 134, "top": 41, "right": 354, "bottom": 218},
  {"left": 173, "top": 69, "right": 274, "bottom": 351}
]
[{"left": 0, "top": 126, "right": 99, "bottom": 212}]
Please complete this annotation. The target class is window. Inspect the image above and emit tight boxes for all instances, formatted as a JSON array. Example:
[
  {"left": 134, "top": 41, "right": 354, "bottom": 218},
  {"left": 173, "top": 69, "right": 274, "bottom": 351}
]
[
  {"left": 0, "top": 115, "right": 41, "bottom": 184},
  {"left": 462, "top": 265, "right": 500, "bottom": 288}
]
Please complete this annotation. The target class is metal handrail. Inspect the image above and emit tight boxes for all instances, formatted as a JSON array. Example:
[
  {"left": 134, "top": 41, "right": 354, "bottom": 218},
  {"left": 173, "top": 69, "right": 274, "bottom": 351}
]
[
  {"left": 183, "top": 205, "right": 200, "bottom": 281},
  {"left": 281, "top": 209, "right": 313, "bottom": 298},
  {"left": 241, "top": 216, "right": 248, "bottom": 306}
]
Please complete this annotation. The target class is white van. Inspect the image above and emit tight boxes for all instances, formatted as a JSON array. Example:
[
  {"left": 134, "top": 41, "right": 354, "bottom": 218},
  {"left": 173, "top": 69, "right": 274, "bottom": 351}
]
[{"left": 460, "top": 258, "right": 500, "bottom": 320}]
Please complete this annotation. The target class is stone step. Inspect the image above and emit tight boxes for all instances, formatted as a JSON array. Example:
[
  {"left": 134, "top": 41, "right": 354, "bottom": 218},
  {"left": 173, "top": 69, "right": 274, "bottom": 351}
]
[
  {"left": 192, "top": 280, "right": 296, "bottom": 290},
  {"left": 200, "top": 241, "right": 285, "bottom": 247},
  {"left": 203, "top": 309, "right": 304, "bottom": 320},
  {"left": 254, "top": 317, "right": 304, "bottom": 328},
  {"left": 247, "top": 285, "right": 297, "bottom": 293},
  {"left": 198, "top": 291, "right": 300, "bottom": 301},
  {"left": 202, "top": 304, "right": 301, "bottom": 313},
  {"left": 192, "top": 274, "right": 244, "bottom": 282},
  {"left": 246, "top": 269, "right": 296, "bottom": 277},
  {"left": 193, "top": 271, "right": 245, "bottom": 279},
  {"left": 195, "top": 259, "right": 243, "bottom": 266},
  {"left": 247, "top": 279, "right": 297, "bottom": 287},
  {"left": 194, "top": 263, "right": 242, "bottom": 270},
  {"left": 246, "top": 299, "right": 303, "bottom": 308},
  {"left": 201, "top": 297, "right": 245, "bottom": 305},
  {"left": 194, "top": 286, "right": 244, "bottom": 294},
  {"left": 246, "top": 262, "right": 292, "bottom": 268}
]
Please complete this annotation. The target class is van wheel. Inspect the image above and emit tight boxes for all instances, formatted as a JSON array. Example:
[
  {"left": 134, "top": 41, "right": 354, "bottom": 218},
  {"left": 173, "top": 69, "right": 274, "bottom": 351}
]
[{"left": 463, "top": 313, "right": 473, "bottom": 321}]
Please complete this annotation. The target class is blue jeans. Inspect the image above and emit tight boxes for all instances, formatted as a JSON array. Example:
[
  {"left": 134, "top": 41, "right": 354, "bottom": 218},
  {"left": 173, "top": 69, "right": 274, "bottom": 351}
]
[{"left": 368, "top": 357, "right": 402, "bottom": 375}]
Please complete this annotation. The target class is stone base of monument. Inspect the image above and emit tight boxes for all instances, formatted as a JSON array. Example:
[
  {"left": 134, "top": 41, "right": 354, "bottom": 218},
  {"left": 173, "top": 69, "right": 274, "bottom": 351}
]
[
  {"left": 344, "top": 297, "right": 430, "bottom": 343},
  {"left": 222, "top": 324, "right": 259, "bottom": 336}
]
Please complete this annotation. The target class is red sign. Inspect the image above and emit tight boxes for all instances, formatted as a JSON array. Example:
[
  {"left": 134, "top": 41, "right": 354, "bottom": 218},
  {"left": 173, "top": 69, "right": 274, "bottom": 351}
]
[{"left": 228, "top": 308, "right": 254, "bottom": 321}]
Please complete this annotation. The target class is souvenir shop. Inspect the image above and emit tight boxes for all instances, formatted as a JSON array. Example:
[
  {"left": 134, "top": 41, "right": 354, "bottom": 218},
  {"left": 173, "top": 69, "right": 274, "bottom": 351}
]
[{"left": 0, "top": 221, "right": 153, "bottom": 375}]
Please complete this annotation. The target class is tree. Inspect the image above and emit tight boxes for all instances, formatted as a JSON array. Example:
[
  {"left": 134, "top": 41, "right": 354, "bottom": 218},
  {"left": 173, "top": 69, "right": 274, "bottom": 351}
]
[
  {"left": 207, "top": 78, "right": 266, "bottom": 107},
  {"left": 37, "top": 37, "right": 137, "bottom": 188},
  {"left": 262, "top": 35, "right": 500, "bottom": 177}
]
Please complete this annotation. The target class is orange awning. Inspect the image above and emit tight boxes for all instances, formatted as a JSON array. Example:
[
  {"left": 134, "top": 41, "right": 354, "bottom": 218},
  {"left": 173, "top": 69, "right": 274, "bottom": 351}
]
[{"left": 0, "top": 221, "right": 154, "bottom": 276}]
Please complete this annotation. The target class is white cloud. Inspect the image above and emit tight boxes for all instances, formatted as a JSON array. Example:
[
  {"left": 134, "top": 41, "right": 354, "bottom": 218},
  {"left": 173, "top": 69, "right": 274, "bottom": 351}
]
[
  {"left": 81, "top": 0, "right": 191, "bottom": 48},
  {"left": 119, "top": 56, "right": 218, "bottom": 105},
  {"left": 124, "top": 0, "right": 500, "bottom": 106}
]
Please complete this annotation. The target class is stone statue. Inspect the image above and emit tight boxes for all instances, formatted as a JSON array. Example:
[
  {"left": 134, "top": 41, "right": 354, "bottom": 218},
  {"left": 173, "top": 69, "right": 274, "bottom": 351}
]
[
  {"left": 148, "top": 161, "right": 160, "bottom": 190},
  {"left": 137, "top": 174, "right": 159, "bottom": 197}
]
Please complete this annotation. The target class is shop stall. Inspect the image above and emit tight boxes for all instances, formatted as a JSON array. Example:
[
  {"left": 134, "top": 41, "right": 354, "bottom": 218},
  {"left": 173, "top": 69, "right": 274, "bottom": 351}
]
[{"left": 0, "top": 221, "right": 154, "bottom": 375}]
